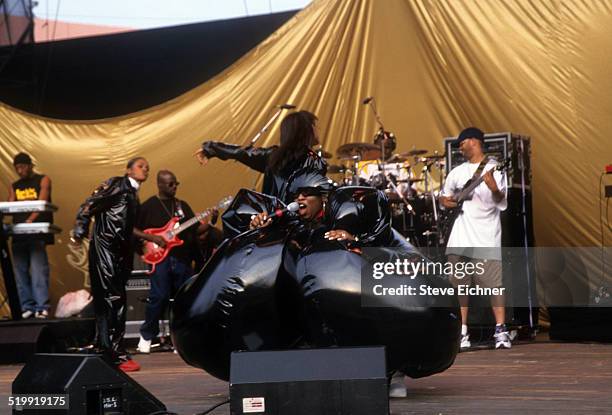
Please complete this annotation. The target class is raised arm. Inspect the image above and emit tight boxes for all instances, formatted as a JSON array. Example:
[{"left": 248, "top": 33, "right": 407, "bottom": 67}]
[{"left": 197, "top": 141, "right": 274, "bottom": 173}]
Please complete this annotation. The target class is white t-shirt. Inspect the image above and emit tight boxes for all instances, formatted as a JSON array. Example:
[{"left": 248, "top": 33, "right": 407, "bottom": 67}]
[{"left": 442, "top": 159, "right": 507, "bottom": 259}]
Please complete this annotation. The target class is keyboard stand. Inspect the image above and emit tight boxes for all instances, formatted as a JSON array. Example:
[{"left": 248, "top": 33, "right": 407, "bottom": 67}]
[{"left": 0, "top": 213, "right": 22, "bottom": 320}]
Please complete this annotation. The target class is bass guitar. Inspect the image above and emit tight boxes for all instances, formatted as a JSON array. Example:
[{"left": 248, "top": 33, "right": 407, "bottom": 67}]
[
  {"left": 440, "top": 158, "right": 510, "bottom": 244},
  {"left": 142, "top": 196, "right": 233, "bottom": 272}
]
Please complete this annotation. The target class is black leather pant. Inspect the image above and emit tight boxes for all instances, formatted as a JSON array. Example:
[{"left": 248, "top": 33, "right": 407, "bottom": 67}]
[{"left": 89, "top": 238, "right": 132, "bottom": 364}]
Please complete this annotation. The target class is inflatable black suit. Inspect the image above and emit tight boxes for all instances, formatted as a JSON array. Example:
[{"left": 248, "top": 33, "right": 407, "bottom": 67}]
[
  {"left": 73, "top": 175, "right": 139, "bottom": 363},
  {"left": 171, "top": 176, "right": 460, "bottom": 381}
]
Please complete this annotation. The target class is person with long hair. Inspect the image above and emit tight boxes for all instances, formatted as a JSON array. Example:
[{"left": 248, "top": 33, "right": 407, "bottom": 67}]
[{"left": 195, "top": 110, "right": 327, "bottom": 202}]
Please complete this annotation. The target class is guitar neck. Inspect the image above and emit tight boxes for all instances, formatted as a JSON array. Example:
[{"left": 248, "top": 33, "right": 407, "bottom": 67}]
[
  {"left": 456, "top": 160, "right": 508, "bottom": 202},
  {"left": 173, "top": 211, "right": 211, "bottom": 236},
  {"left": 169, "top": 196, "right": 232, "bottom": 237},
  {"left": 456, "top": 175, "right": 487, "bottom": 203}
]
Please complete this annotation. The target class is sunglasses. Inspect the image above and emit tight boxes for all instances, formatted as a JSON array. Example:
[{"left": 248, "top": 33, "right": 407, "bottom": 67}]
[{"left": 295, "top": 187, "right": 322, "bottom": 197}]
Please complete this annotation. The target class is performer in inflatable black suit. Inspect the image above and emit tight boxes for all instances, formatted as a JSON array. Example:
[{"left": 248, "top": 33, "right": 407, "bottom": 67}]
[
  {"left": 71, "top": 157, "right": 149, "bottom": 372},
  {"left": 171, "top": 167, "right": 461, "bottom": 384},
  {"left": 194, "top": 110, "right": 326, "bottom": 203},
  {"left": 248, "top": 170, "right": 353, "bottom": 243}
]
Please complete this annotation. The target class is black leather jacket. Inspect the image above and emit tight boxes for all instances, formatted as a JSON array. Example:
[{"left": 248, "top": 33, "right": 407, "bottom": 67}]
[
  {"left": 201, "top": 141, "right": 327, "bottom": 203},
  {"left": 73, "top": 175, "right": 138, "bottom": 243},
  {"left": 72, "top": 175, "right": 140, "bottom": 360}
]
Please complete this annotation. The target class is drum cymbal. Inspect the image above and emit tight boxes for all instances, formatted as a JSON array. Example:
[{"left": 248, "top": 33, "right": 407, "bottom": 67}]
[
  {"left": 336, "top": 142, "right": 381, "bottom": 158},
  {"left": 396, "top": 178, "right": 424, "bottom": 183},
  {"left": 337, "top": 155, "right": 362, "bottom": 162},
  {"left": 397, "top": 149, "right": 428, "bottom": 157},
  {"left": 386, "top": 154, "right": 409, "bottom": 163},
  {"left": 327, "top": 164, "right": 346, "bottom": 174},
  {"left": 422, "top": 153, "right": 445, "bottom": 160}
]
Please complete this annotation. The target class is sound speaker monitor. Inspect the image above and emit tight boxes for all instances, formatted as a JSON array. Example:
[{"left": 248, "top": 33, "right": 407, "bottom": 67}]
[
  {"left": 12, "top": 353, "right": 166, "bottom": 415},
  {"left": 230, "top": 346, "right": 388, "bottom": 415}
]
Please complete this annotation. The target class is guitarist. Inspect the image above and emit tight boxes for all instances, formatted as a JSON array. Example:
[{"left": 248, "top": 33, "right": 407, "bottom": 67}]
[
  {"left": 439, "top": 127, "right": 511, "bottom": 350},
  {"left": 134, "top": 170, "right": 217, "bottom": 354}
]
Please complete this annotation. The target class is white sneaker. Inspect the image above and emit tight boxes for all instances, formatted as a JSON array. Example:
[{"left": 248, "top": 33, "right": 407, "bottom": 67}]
[
  {"left": 35, "top": 310, "right": 49, "bottom": 319},
  {"left": 494, "top": 329, "right": 512, "bottom": 349},
  {"left": 388, "top": 372, "right": 407, "bottom": 398},
  {"left": 21, "top": 310, "right": 34, "bottom": 319},
  {"left": 460, "top": 333, "right": 471, "bottom": 349},
  {"left": 137, "top": 336, "right": 151, "bottom": 354}
]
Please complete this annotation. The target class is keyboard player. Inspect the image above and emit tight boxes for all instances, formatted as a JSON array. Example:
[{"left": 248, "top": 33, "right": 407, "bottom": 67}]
[{"left": 7, "top": 152, "right": 53, "bottom": 319}]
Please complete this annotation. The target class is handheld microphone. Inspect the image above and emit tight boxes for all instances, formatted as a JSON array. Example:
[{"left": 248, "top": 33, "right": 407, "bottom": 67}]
[
  {"left": 252, "top": 202, "right": 300, "bottom": 225},
  {"left": 279, "top": 104, "right": 296, "bottom": 110},
  {"left": 362, "top": 96, "right": 373, "bottom": 105},
  {"left": 272, "top": 201, "right": 299, "bottom": 218}
]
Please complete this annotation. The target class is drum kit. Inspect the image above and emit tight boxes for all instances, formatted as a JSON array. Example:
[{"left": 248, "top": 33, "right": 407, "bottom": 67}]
[{"left": 316, "top": 138, "right": 447, "bottom": 248}]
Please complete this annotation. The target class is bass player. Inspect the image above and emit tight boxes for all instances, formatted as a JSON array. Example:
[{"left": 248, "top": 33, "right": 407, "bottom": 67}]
[{"left": 439, "top": 127, "right": 511, "bottom": 350}]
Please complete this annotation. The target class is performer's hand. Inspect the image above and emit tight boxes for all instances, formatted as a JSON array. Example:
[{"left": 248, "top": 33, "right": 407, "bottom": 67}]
[
  {"left": 194, "top": 148, "right": 209, "bottom": 166},
  {"left": 439, "top": 195, "right": 458, "bottom": 208},
  {"left": 210, "top": 207, "right": 219, "bottom": 224},
  {"left": 149, "top": 234, "right": 167, "bottom": 248},
  {"left": 249, "top": 212, "right": 273, "bottom": 230},
  {"left": 483, "top": 170, "right": 499, "bottom": 193},
  {"left": 325, "top": 229, "right": 356, "bottom": 241},
  {"left": 69, "top": 231, "right": 83, "bottom": 247}
]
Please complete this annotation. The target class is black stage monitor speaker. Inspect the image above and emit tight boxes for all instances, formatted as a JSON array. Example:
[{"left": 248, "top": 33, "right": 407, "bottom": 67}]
[
  {"left": 12, "top": 353, "right": 166, "bottom": 415},
  {"left": 229, "top": 347, "right": 388, "bottom": 415},
  {"left": 0, "top": 324, "right": 55, "bottom": 363}
]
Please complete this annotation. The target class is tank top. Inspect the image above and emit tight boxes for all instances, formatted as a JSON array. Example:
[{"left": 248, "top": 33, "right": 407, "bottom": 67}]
[{"left": 12, "top": 173, "right": 54, "bottom": 244}]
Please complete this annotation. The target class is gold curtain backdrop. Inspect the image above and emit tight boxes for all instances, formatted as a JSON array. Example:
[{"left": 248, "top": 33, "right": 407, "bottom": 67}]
[{"left": 1, "top": 0, "right": 611, "bottom": 315}]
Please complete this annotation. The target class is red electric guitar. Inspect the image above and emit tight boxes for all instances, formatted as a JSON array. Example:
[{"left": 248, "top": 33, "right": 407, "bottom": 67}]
[{"left": 141, "top": 196, "right": 233, "bottom": 272}]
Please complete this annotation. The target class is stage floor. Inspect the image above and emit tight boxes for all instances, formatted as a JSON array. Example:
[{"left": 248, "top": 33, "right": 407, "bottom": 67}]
[{"left": 1, "top": 337, "right": 611, "bottom": 414}]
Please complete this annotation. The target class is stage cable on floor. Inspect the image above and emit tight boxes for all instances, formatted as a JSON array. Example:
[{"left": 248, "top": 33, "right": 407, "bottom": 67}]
[{"left": 195, "top": 398, "right": 230, "bottom": 415}]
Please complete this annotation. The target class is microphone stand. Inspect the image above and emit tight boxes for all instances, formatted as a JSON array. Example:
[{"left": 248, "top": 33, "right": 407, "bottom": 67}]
[
  {"left": 366, "top": 97, "right": 389, "bottom": 163},
  {"left": 422, "top": 161, "right": 440, "bottom": 243},
  {"left": 366, "top": 96, "right": 389, "bottom": 189},
  {"left": 250, "top": 107, "right": 286, "bottom": 145},
  {"left": 366, "top": 97, "right": 385, "bottom": 131},
  {"left": 518, "top": 139, "right": 535, "bottom": 329},
  {"left": 364, "top": 96, "right": 415, "bottom": 216},
  {"left": 248, "top": 105, "right": 293, "bottom": 190}
]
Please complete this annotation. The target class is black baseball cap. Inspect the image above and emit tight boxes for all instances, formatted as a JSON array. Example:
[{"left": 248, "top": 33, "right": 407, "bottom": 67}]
[
  {"left": 13, "top": 152, "right": 33, "bottom": 166},
  {"left": 456, "top": 127, "right": 484, "bottom": 144}
]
